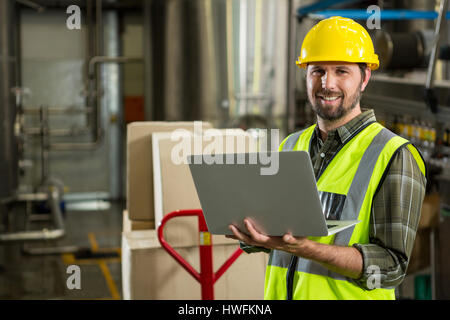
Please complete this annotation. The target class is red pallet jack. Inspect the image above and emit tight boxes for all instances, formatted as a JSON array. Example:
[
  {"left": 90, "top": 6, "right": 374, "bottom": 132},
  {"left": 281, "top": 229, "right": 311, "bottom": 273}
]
[{"left": 157, "top": 209, "right": 243, "bottom": 300}]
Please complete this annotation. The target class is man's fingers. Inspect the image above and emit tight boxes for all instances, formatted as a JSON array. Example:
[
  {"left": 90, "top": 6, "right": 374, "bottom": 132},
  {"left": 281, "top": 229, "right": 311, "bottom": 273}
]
[
  {"left": 244, "top": 219, "right": 269, "bottom": 244},
  {"left": 282, "top": 233, "right": 296, "bottom": 244},
  {"left": 229, "top": 225, "right": 254, "bottom": 245}
]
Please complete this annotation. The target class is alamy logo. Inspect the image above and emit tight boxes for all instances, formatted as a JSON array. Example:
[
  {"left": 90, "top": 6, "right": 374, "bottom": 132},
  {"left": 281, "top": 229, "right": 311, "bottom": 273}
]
[
  {"left": 366, "top": 5, "right": 381, "bottom": 30},
  {"left": 366, "top": 265, "right": 381, "bottom": 289},
  {"left": 66, "top": 5, "right": 81, "bottom": 30},
  {"left": 66, "top": 265, "right": 81, "bottom": 290},
  {"left": 170, "top": 122, "right": 280, "bottom": 176}
]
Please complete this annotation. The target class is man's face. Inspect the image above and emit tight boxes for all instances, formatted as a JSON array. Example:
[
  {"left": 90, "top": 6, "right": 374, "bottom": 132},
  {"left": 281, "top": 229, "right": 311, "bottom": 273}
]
[{"left": 306, "top": 62, "right": 370, "bottom": 122}]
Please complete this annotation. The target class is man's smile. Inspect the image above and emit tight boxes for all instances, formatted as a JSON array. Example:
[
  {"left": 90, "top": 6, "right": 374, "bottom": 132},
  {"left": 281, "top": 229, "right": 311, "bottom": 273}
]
[{"left": 316, "top": 94, "right": 343, "bottom": 106}]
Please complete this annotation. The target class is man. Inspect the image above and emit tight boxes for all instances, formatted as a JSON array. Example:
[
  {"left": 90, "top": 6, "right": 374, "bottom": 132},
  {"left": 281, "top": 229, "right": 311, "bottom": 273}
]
[{"left": 228, "top": 16, "right": 427, "bottom": 300}]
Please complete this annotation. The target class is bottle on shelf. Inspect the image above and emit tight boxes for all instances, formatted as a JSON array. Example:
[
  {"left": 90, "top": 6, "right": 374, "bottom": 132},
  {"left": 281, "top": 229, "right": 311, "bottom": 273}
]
[
  {"left": 445, "top": 128, "right": 450, "bottom": 147},
  {"left": 392, "top": 116, "right": 399, "bottom": 134},
  {"left": 397, "top": 117, "right": 405, "bottom": 139},
  {"left": 429, "top": 122, "right": 436, "bottom": 151},
  {"left": 411, "top": 118, "right": 420, "bottom": 146},
  {"left": 405, "top": 117, "right": 413, "bottom": 141}
]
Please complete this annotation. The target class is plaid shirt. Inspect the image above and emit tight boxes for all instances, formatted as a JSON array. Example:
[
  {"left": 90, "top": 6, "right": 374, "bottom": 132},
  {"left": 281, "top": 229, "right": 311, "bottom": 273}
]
[
  {"left": 241, "top": 109, "right": 427, "bottom": 290},
  {"left": 310, "top": 109, "right": 426, "bottom": 290}
]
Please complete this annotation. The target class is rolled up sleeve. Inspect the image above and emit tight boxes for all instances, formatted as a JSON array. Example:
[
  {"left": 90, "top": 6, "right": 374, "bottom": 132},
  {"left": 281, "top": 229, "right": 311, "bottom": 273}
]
[
  {"left": 352, "top": 146, "right": 426, "bottom": 290},
  {"left": 239, "top": 241, "right": 271, "bottom": 254}
]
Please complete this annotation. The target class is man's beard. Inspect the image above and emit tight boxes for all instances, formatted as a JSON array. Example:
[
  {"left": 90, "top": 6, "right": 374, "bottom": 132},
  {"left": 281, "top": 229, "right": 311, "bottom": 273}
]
[{"left": 309, "top": 82, "right": 362, "bottom": 122}]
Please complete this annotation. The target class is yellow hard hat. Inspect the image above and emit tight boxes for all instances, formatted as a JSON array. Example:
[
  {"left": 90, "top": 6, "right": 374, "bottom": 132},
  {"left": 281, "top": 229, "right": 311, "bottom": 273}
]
[{"left": 296, "top": 16, "right": 379, "bottom": 70}]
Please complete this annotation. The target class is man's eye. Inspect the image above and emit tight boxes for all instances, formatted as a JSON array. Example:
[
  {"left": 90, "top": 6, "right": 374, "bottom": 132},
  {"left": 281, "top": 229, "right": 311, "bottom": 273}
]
[
  {"left": 337, "top": 69, "right": 348, "bottom": 74},
  {"left": 311, "top": 70, "right": 324, "bottom": 76}
]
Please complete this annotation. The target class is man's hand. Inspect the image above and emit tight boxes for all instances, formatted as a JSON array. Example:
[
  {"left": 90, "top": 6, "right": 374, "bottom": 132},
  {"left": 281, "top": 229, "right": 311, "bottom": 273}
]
[
  {"left": 226, "top": 218, "right": 363, "bottom": 279},
  {"left": 226, "top": 218, "right": 312, "bottom": 257}
]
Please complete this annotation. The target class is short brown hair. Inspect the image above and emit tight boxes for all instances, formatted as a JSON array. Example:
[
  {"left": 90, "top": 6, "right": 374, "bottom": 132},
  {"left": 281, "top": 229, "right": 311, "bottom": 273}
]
[{"left": 358, "top": 63, "right": 367, "bottom": 82}]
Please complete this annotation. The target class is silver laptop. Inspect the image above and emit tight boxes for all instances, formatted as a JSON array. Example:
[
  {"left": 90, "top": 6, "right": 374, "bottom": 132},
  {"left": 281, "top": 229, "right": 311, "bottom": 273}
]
[{"left": 187, "top": 151, "right": 359, "bottom": 237}]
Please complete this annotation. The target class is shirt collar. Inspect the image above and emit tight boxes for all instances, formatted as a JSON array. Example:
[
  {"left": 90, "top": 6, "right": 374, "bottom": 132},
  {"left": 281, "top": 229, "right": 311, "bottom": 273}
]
[{"left": 314, "top": 108, "right": 377, "bottom": 144}]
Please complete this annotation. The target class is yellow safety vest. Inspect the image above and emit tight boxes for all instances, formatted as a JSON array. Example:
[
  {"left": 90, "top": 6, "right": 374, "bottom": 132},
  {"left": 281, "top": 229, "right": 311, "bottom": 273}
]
[{"left": 264, "top": 122, "right": 426, "bottom": 300}]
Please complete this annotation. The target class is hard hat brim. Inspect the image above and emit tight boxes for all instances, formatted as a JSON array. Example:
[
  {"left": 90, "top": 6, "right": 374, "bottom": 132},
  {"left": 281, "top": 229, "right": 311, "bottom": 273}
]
[{"left": 296, "top": 57, "right": 379, "bottom": 71}]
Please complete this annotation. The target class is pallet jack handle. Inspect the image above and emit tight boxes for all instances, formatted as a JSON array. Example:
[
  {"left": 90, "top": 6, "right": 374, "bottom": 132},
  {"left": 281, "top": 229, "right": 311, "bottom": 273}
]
[{"left": 157, "top": 209, "right": 243, "bottom": 300}]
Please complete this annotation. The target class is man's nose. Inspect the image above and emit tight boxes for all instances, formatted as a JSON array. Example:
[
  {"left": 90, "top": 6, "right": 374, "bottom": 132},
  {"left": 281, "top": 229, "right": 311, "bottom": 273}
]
[{"left": 321, "top": 72, "right": 337, "bottom": 90}]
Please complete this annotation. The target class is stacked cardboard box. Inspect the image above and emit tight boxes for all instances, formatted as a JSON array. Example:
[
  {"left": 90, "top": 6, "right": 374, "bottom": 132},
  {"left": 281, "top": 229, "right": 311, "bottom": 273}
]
[
  {"left": 126, "top": 121, "right": 213, "bottom": 224},
  {"left": 408, "top": 193, "right": 441, "bottom": 274},
  {"left": 122, "top": 210, "right": 153, "bottom": 231},
  {"left": 151, "top": 129, "right": 258, "bottom": 247},
  {"left": 122, "top": 122, "right": 268, "bottom": 299},
  {"left": 121, "top": 228, "right": 268, "bottom": 300}
]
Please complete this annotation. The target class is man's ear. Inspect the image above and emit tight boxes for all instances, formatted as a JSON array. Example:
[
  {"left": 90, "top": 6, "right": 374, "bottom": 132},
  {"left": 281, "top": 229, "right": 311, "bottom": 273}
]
[{"left": 361, "top": 68, "right": 371, "bottom": 92}]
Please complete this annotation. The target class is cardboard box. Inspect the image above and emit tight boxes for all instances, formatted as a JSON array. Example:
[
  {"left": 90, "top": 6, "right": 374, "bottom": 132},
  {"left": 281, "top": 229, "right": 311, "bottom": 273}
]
[
  {"left": 407, "top": 193, "right": 441, "bottom": 274},
  {"left": 123, "top": 210, "right": 155, "bottom": 231},
  {"left": 151, "top": 129, "right": 257, "bottom": 247},
  {"left": 121, "top": 229, "right": 268, "bottom": 300},
  {"left": 126, "top": 121, "right": 212, "bottom": 221},
  {"left": 418, "top": 193, "right": 441, "bottom": 229},
  {"left": 407, "top": 229, "right": 431, "bottom": 274},
  {"left": 123, "top": 127, "right": 266, "bottom": 299}
]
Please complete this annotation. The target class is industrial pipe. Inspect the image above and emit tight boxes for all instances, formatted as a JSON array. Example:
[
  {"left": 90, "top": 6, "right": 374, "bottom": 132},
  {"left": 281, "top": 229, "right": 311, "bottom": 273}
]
[
  {"left": 22, "top": 105, "right": 93, "bottom": 137},
  {"left": 15, "top": 0, "right": 45, "bottom": 12},
  {"left": 23, "top": 126, "right": 91, "bottom": 137},
  {"left": 424, "top": 0, "right": 449, "bottom": 114},
  {"left": 47, "top": 1, "right": 142, "bottom": 151},
  {"left": 48, "top": 55, "right": 142, "bottom": 150},
  {"left": 88, "top": 56, "right": 143, "bottom": 78},
  {"left": 0, "top": 188, "right": 65, "bottom": 242},
  {"left": 48, "top": 56, "right": 142, "bottom": 150},
  {"left": 22, "top": 106, "right": 94, "bottom": 115},
  {"left": 47, "top": 0, "right": 103, "bottom": 151}
]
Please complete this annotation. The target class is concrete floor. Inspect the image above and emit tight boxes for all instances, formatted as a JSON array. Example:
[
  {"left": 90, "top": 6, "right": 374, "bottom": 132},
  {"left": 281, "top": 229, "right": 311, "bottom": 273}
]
[
  {"left": 0, "top": 199, "right": 123, "bottom": 300},
  {"left": 0, "top": 196, "right": 435, "bottom": 300}
]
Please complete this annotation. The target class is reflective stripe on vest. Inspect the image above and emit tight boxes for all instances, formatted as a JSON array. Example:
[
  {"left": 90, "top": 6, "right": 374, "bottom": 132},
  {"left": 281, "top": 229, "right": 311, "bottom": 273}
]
[{"left": 265, "top": 122, "right": 426, "bottom": 300}]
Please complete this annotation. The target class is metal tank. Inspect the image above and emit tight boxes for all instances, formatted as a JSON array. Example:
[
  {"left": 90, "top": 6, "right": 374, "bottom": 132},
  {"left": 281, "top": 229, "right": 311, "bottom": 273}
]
[
  {"left": 0, "top": 0, "right": 20, "bottom": 200},
  {"left": 143, "top": 0, "right": 286, "bottom": 129}
]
